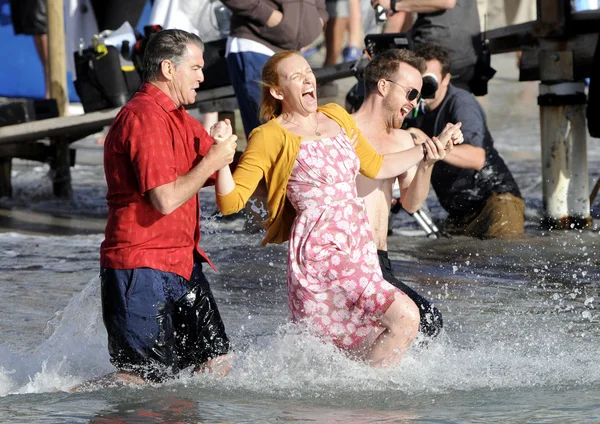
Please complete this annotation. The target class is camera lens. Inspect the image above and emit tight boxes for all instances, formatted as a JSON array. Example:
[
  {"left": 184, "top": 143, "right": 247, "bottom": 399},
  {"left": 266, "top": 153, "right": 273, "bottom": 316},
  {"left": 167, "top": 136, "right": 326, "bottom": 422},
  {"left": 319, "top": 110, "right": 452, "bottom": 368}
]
[{"left": 421, "top": 73, "right": 438, "bottom": 99}]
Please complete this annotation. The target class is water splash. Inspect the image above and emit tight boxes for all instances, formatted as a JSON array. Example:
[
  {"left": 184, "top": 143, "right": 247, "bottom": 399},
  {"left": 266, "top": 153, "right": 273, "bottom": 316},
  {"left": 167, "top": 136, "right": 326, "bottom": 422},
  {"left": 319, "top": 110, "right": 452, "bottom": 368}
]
[{"left": 0, "top": 276, "right": 111, "bottom": 396}]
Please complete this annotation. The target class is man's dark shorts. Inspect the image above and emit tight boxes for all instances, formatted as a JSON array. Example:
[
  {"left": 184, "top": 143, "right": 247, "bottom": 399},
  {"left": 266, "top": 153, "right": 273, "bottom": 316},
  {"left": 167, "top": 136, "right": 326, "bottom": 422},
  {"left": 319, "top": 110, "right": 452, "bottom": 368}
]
[
  {"left": 100, "top": 263, "right": 230, "bottom": 382},
  {"left": 9, "top": 0, "right": 47, "bottom": 35},
  {"left": 378, "top": 250, "right": 443, "bottom": 338}
]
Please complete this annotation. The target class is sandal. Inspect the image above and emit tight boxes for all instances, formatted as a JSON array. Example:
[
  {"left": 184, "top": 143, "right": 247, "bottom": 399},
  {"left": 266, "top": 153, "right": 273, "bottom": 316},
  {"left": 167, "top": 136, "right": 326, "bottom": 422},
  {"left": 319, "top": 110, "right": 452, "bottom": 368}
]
[{"left": 342, "top": 46, "right": 362, "bottom": 62}]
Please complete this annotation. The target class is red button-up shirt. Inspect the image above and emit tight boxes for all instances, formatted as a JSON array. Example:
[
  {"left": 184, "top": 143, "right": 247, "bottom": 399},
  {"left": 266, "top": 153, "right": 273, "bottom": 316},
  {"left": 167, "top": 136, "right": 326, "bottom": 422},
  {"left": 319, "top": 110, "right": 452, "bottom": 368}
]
[{"left": 100, "top": 82, "right": 216, "bottom": 280}]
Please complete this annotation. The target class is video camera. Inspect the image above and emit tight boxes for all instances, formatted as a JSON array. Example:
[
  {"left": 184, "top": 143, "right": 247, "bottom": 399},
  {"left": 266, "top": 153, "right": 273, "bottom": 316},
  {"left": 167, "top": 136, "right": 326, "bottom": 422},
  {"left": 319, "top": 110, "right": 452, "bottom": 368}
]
[{"left": 345, "top": 33, "right": 438, "bottom": 113}]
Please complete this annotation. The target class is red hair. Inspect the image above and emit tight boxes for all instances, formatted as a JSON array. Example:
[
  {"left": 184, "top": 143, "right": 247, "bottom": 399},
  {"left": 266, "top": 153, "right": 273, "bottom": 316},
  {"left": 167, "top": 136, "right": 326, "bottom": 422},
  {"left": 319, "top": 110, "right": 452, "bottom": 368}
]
[{"left": 259, "top": 50, "right": 302, "bottom": 123}]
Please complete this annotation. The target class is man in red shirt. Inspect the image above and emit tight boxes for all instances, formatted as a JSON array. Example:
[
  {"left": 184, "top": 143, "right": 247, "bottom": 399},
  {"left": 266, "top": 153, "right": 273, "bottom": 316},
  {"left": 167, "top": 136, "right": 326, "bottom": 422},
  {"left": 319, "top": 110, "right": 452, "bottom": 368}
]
[{"left": 100, "top": 29, "right": 237, "bottom": 384}]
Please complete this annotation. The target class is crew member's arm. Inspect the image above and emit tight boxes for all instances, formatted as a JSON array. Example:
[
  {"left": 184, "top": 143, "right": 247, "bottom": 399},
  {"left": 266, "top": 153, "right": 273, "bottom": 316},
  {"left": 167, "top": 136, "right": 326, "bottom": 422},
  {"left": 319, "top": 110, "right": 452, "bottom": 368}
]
[
  {"left": 316, "top": 0, "right": 328, "bottom": 27},
  {"left": 411, "top": 127, "right": 482, "bottom": 171},
  {"left": 442, "top": 144, "right": 485, "bottom": 170},
  {"left": 149, "top": 126, "right": 237, "bottom": 215},
  {"left": 220, "top": 0, "right": 280, "bottom": 25},
  {"left": 409, "top": 96, "right": 486, "bottom": 171},
  {"left": 370, "top": 0, "right": 456, "bottom": 14}
]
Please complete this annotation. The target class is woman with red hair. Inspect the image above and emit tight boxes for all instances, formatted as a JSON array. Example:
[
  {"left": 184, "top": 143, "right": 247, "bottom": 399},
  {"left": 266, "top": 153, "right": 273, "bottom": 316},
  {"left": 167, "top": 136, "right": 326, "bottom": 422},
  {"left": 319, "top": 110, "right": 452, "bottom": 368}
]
[{"left": 214, "top": 50, "right": 461, "bottom": 367}]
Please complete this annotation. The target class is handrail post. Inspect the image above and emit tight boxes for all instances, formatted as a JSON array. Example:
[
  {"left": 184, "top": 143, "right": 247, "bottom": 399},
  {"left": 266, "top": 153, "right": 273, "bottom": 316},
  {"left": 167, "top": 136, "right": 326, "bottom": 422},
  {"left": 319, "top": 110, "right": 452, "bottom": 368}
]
[{"left": 47, "top": 0, "right": 68, "bottom": 117}]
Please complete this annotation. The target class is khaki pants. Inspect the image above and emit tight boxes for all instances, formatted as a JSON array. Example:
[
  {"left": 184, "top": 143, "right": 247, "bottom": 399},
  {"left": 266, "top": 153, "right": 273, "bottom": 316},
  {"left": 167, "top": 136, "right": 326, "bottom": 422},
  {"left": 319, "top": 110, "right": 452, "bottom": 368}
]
[{"left": 448, "top": 193, "right": 525, "bottom": 239}]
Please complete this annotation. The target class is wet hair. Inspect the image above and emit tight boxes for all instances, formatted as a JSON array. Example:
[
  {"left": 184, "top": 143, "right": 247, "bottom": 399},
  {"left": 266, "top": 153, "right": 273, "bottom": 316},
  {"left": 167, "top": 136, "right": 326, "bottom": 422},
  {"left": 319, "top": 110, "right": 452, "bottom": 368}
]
[
  {"left": 363, "top": 49, "right": 426, "bottom": 94},
  {"left": 143, "top": 29, "right": 204, "bottom": 82},
  {"left": 413, "top": 44, "right": 451, "bottom": 78},
  {"left": 259, "top": 50, "right": 303, "bottom": 123}
]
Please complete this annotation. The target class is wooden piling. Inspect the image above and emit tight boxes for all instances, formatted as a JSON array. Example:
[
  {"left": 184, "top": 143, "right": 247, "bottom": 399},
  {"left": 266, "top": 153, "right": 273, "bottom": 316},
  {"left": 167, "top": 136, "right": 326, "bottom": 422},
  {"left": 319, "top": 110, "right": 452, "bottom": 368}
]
[
  {"left": 47, "top": 0, "right": 73, "bottom": 199},
  {"left": 46, "top": 0, "right": 68, "bottom": 117},
  {"left": 538, "top": 51, "right": 592, "bottom": 229},
  {"left": 0, "top": 159, "right": 11, "bottom": 198}
]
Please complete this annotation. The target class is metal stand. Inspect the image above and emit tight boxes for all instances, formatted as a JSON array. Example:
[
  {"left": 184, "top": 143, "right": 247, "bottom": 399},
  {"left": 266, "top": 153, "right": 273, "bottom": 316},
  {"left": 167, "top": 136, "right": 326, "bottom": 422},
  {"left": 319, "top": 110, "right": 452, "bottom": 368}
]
[
  {"left": 388, "top": 201, "right": 448, "bottom": 238},
  {"left": 410, "top": 209, "right": 445, "bottom": 238}
]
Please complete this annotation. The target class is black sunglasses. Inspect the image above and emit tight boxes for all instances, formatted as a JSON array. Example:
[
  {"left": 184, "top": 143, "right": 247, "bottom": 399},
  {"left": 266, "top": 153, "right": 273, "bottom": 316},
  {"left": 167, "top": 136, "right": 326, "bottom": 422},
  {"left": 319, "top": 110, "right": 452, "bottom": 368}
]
[{"left": 385, "top": 79, "right": 420, "bottom": 101}]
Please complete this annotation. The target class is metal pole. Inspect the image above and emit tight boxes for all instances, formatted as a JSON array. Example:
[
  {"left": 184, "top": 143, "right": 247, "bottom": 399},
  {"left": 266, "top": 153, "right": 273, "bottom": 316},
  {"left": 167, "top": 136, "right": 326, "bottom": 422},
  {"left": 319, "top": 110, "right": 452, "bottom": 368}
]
[
  {"left": 538, "top": 79, "right": 592, "bottom": 229},
  {"left": 47, "top": 0, "right": 68, "bottom": 117}
]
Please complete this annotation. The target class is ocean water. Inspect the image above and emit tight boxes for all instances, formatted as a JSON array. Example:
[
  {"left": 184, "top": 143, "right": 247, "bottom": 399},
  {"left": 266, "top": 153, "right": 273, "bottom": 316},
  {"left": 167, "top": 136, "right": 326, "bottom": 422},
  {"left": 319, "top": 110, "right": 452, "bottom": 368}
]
[{"left": 0, "top": 54, "right": 599, "bottom": 423}]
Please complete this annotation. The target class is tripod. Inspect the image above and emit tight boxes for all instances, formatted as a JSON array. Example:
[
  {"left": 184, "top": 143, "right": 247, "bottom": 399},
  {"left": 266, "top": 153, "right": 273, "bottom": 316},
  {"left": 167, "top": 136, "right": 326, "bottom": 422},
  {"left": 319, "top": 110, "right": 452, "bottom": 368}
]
[{"left": 388, "top": 201, "right": 448, "bottom": 239}]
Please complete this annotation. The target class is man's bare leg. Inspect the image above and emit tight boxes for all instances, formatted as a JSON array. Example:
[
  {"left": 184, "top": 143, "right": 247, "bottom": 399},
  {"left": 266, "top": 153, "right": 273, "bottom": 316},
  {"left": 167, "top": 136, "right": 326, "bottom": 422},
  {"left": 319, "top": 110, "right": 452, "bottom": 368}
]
[
  {"left": 324, "top": 17, "right": 349, "bottom": 65},
  {"left": 69, "top": 371, "right": 146, "bottom": 392},
  {"left": 194, "top": 352, "right": 236, "bottom": 378},
  {"left": 347, "top": 0, "right": 363, "bottom": 50}
]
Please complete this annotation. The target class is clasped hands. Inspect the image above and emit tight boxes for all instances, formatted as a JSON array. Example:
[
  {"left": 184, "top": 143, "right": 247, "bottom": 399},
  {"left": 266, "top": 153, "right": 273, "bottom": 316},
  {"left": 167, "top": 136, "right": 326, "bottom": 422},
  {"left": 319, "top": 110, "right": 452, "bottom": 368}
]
[
  {"left": 208, "top": 119, "right": 238, "bottom": 170},
  {"left": 411, "top": 122, "right": 463, "bottom": 164}
]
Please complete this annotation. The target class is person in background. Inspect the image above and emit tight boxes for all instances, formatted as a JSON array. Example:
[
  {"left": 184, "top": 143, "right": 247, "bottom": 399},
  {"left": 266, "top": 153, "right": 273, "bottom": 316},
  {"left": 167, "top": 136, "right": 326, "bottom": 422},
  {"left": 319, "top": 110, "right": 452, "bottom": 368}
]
[
  {"left": 407, "top": 43, "right": 524, "bottom": 239},
  {"left": 354, "top": 49, "right": 449, "bottom": 338},
  {"left": 9, "top": 0, "right": 50, "bottom": 99},
  {"left": 215, "top": 51, "right": 462, "bottom": 367},
  {"left": 383, "top": 11, "right": 413, "bottom": 34},
  {"left": 370, "top": 0, "right": 481, "bottom": 93},
  {"left": 220, "top": 0, "right": 328, "bottom": 139},
  {"left": 324, "top": 0, "right": 364, "bottom": 65},
  {"left": 99, "top": 29, "right": 237, "bottom": 384}
]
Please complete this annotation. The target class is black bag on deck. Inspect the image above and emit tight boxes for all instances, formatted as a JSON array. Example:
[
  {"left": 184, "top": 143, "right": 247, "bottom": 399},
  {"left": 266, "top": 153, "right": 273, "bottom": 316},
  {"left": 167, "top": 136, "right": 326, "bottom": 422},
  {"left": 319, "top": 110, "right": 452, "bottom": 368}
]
[
  {"left": 201, "top": 38, "right": 230, "bottom": 90},
  {"left": 74, "top": 44, "right": 142, "bottom": 113},
  {"left": 75, "top": 26, "right": 230, "bottom": 113}
]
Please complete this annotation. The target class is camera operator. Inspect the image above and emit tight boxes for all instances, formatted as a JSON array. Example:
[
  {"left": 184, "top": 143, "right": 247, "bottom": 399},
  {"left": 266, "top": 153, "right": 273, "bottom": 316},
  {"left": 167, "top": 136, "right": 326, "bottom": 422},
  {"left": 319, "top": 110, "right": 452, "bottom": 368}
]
[
  {"left": 406, "top": 44, "right": 525, "bottom": 239},
  {"left": 370, "top": 0, "right": 481, "bottom": 93}
]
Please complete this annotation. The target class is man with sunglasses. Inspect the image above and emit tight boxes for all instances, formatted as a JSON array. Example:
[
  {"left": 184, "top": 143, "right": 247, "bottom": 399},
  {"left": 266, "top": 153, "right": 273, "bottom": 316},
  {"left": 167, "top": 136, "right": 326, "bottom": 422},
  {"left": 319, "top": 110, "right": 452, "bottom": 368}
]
[
  {"left": 353, "top": 48, "right": 463, "bottom": 338},
  {"left": 407, "top": 44, "right": 524, "bottom": 239}
]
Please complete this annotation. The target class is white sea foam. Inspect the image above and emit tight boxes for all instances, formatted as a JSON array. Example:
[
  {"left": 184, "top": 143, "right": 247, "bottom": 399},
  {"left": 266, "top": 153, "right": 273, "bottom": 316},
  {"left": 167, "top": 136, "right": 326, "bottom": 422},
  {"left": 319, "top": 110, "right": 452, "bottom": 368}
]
[{"left": 3, "top": 276, "right": 597, "bottom": 397}]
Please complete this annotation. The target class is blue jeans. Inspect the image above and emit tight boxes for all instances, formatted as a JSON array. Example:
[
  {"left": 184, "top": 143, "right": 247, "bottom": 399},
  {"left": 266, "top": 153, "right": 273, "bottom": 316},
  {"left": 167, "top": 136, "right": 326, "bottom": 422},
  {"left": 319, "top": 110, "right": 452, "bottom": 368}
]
[
  {"left": 100, "top": 263, "right": 230, "bottom": 381},
  {"left": 226, "top": 50, "right": 271, "bottom": 138}
]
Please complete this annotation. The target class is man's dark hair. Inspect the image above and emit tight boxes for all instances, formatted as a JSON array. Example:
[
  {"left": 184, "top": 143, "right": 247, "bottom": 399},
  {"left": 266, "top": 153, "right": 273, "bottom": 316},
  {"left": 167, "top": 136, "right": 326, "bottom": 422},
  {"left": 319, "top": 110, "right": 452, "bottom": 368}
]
[
  {"left": 414, "top": 44, "right": 451, "bottom": 78},
  {"left": 364, "top": 49, "right": 426, "bottom": 94},
  {"left": 143, "top": 29, "right": 204, "bottom": 82}
]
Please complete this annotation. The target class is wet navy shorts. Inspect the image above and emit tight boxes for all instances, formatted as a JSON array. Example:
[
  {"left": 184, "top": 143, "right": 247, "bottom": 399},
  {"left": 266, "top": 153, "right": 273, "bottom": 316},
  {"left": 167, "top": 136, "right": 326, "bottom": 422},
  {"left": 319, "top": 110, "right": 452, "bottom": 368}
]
[
  {"left": 100, "top": 263, "right": 230, "bottom": 381},
  {"left": 378, "top": 250, "right": 443, "bottom": 338}
]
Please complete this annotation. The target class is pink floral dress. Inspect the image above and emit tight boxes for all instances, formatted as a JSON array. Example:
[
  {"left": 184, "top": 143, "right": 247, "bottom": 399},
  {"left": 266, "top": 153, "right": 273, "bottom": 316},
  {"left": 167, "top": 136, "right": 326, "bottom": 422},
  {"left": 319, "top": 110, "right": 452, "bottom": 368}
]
[{"left": 286, "top": 129, "right": 403, "bottom": 349}]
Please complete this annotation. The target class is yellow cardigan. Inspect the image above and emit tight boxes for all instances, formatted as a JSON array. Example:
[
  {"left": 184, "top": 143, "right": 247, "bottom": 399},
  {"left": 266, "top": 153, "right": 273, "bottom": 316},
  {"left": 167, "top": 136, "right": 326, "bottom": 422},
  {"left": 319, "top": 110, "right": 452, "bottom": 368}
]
[{"left": 216, "top": 103, "right": 383, "bottom": 245}]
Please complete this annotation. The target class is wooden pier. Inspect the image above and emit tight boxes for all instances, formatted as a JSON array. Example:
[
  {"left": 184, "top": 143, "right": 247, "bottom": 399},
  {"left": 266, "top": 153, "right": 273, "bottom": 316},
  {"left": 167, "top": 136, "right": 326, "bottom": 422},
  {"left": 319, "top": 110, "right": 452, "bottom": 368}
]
[{"left": 0, "top": 0, "right": 597, "bottom": 231}]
